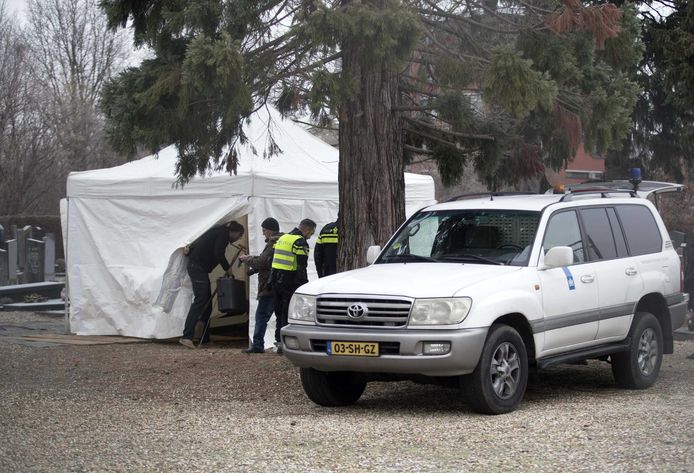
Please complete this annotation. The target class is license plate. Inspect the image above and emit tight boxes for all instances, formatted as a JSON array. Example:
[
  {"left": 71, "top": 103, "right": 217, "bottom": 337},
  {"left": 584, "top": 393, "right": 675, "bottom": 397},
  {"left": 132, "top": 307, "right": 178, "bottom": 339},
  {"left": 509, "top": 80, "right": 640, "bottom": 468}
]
[{"left": 328, "top": 341, "right": 379, "bottom": 357}]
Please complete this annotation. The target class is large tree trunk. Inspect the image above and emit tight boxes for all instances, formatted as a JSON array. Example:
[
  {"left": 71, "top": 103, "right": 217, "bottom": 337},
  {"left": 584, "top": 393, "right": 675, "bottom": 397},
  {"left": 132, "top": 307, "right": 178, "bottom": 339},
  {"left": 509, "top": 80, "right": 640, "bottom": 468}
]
[{"left": 337, "top": 2, "right": 405, "bottom": 271}]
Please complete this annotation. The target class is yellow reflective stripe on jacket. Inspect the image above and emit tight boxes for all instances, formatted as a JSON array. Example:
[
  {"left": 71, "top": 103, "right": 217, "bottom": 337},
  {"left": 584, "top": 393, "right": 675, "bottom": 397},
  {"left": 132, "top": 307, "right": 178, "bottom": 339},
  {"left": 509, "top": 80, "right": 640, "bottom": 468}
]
[
  {"left": 272, "top": 234, "right": 303, "bottom": 271},
  {"left": 292, "top": 241, "right": 308, "bottom": 256},
  {"left": 317, "top": 228, "right": 339, "bottom": 245}
]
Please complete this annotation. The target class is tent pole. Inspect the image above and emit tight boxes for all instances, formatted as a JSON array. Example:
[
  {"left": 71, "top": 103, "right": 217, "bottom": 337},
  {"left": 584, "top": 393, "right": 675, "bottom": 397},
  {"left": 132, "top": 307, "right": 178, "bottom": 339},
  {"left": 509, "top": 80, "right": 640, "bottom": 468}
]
[{"left": 64, "top": 198, "right": 70, "bottom": 334}]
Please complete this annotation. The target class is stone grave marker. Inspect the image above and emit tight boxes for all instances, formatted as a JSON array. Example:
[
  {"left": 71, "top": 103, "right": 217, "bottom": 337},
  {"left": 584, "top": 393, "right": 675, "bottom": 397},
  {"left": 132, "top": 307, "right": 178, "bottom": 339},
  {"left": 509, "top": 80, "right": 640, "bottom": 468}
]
[
  {"left": 43, "top": 234, "right": 56, "bottom": 281},
  {"left": 26, "top": 238, "right": 45, "bottom": 283},
  {"left": 6, "top": 239, "right": 17, "bottom": 284},
  {"left": 16, "top": 225, "right": 31, "bottom": 276},
  {"left": 0, "top": 248, "right": 8, "bottom": 286}
]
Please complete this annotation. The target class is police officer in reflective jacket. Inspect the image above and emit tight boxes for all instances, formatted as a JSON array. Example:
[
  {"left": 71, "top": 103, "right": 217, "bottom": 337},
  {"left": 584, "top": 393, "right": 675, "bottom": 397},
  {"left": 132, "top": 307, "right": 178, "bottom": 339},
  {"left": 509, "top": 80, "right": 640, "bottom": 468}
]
[
  {"left": 314, "top": 221, "right": 338, "bottom": 278},
  {"left": 270, "top": 218, "right": 316, "bottom": 353}
]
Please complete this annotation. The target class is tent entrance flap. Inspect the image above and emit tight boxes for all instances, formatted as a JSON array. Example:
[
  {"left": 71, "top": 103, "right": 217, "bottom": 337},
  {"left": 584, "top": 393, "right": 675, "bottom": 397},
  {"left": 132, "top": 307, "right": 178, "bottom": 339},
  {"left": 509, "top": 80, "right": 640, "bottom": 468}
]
[{"left": 154, "top": 201, "right": 249, "bottom": 315}]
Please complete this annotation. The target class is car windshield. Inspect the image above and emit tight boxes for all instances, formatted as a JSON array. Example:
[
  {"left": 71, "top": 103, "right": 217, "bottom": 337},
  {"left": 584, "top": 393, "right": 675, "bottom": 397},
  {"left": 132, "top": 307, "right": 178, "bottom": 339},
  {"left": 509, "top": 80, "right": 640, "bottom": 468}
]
[{"left": 378, "top": 209, "right": 541, "bottom": 266}]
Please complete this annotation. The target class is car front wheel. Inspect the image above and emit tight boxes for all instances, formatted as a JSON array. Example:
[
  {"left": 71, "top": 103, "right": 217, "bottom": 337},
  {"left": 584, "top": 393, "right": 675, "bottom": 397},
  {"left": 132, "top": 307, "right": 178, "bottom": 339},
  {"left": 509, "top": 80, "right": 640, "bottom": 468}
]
[
  {"left": 300, "top": 368, "right": 366, "bottom": 407},
  {"left": 611, "top": 312, "right": 663, "bottom": 389},
  {"left": 463, "top": 324, "right": 528, "bottom": 415}
]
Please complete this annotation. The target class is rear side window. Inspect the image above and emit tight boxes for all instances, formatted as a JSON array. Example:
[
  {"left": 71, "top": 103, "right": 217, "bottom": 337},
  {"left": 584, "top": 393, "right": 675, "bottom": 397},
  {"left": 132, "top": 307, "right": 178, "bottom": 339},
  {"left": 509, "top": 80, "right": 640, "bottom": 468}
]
[
  {"left": 580, "top": 208, "right": 617, "bottom": 261},
  {"left": 615, "top": 205, "right": 662, "bottom": 256}
]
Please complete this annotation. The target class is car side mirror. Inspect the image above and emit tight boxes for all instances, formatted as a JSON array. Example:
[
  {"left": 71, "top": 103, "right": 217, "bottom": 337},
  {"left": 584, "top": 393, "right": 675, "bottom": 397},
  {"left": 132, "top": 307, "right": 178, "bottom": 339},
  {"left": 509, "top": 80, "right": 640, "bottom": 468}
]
[
  {"left": 541, "top": 246, "right": 574, "bottom": 269},
  {"left": 366, "top": 245, "right": 382, "bottom": 264}
]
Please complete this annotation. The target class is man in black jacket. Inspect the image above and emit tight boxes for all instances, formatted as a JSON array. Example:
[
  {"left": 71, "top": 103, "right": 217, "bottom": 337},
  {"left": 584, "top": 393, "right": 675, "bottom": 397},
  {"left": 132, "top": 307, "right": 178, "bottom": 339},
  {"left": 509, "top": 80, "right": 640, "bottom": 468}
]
[{"left": 180, "top": 221, "right": 244, "bottom": 348}]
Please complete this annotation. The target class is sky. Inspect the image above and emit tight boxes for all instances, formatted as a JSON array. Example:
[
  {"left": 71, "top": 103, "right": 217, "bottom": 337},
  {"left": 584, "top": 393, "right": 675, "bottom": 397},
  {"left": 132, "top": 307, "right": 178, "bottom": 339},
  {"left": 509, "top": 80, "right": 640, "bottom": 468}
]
[{"left": 4, "top": 0, "right": 26, "bottom": 18}]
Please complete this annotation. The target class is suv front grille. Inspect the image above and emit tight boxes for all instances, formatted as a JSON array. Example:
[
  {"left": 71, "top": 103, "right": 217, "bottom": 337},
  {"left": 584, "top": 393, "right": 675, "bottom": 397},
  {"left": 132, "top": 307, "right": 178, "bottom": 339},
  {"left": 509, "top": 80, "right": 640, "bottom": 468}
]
[{"left": 316, "top": 296, "right": 412, "bottom": 328}]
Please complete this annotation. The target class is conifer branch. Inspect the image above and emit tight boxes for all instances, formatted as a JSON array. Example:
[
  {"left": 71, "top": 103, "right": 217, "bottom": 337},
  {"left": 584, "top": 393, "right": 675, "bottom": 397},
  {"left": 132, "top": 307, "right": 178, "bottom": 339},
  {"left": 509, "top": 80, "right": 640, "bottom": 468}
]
[
  {"left": 404, "top": 144, "right": 435, "bottom": 156},
  {"left": 405, "top": 117, "right": 495, "bottom": 141},
  {"left": 404, "top": 125, "right": 463, "bottom": 150}
]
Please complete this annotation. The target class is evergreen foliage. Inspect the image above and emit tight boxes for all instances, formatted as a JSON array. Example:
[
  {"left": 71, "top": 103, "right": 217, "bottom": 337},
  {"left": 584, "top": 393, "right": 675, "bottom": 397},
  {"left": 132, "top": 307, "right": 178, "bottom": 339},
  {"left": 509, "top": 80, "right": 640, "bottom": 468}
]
[
  {"left": 608, "top": 0, "right": 694, "bottom": 180},
  {"left": 100, "top": 0, "right": 639, "bottom": 188}
]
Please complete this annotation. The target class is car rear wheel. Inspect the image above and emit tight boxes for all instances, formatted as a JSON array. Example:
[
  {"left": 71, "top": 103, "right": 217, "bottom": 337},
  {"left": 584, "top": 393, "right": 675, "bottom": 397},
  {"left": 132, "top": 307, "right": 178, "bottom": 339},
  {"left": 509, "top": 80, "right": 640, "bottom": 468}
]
[
  {"left": 300, "top": 368, "right": 366, "bottom": 407},
  {"left": 463, "top": 324, "right": 528, "bottom": 415},
  {"left": 611, "top": 312, "right": 663, "bottom": 389}
]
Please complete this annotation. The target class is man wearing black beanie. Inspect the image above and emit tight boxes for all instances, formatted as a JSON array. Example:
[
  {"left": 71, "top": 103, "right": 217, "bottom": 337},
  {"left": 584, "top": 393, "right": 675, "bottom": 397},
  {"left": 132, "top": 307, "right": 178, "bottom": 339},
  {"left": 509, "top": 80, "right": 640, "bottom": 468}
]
[{"left": 238, "top": 217, "right": 282, "bottom": 353}]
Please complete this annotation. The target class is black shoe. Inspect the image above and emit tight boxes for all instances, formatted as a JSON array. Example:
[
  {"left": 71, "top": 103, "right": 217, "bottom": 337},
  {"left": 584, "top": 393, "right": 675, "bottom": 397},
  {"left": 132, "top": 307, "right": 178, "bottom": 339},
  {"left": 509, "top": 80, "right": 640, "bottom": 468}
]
[{"left": 242, "top": 347, "right": 264, "bottom": 354}]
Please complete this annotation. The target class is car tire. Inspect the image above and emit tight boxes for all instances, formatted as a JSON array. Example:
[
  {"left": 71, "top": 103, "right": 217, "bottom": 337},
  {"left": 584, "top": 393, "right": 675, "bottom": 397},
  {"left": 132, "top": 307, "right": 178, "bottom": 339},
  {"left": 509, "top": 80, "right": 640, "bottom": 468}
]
[
  {"left": 299, "top": 368, "right": 366, "bottom": 407},
  {"left": 611, "top": 312, "right": 663, "bottom": 389},
  {"left": 463, "top": 324, "right": 528, "bottom": 415}
]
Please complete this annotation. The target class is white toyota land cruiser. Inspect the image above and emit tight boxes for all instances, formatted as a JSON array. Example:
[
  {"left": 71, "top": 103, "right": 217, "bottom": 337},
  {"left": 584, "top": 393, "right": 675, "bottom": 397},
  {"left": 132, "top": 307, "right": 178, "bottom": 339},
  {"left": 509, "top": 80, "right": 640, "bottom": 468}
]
[{"left": 281, "top": 190, "right": 689, "bottom": 414}]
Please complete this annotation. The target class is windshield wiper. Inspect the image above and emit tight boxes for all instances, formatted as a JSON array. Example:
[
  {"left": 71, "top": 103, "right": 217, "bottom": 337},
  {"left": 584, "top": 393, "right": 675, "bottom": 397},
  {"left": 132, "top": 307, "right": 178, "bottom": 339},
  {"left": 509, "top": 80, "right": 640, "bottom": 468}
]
[
  {"left": 439, "top": 254, "right": 504, "bottom": 265},
  {"left": 382, "top": 254, "right": 438, "bottom": 263}
]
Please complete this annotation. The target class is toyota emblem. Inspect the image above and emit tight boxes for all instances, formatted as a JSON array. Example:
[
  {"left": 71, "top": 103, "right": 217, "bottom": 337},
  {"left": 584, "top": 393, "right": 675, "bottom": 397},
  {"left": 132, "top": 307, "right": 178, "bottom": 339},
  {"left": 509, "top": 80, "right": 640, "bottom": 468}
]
[{"left": 346, "top": 303, "right": 368, "bottom": 319}]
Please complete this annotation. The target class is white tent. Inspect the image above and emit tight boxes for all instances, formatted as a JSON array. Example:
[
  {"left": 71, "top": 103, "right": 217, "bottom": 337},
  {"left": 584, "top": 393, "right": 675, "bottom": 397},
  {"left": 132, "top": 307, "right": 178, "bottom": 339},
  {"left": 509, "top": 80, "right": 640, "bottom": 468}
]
[{"left": 63, "top": 106, "right": 435, "bottom": 340}]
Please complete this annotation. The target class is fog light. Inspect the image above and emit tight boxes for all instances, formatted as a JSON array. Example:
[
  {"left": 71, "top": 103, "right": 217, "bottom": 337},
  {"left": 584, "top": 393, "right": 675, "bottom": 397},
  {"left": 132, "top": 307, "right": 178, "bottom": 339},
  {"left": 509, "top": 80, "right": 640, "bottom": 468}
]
[
  {"left": 284, "top": 336, "right": 300, "bottom": 350},
  {"left": 423, "top": 342, "right": 451, "bottom": 355}
]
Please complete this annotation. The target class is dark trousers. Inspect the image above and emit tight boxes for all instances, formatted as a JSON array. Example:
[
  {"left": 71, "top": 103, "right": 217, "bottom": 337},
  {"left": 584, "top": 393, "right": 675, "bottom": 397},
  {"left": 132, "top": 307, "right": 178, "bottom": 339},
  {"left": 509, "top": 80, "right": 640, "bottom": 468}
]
[
  {"left": 183, "top": 263, "right": 212, "bottom": 343},
  {"left": 273, "top": 282, "right": 297, "bottom": 343},
  {"left": 250, "top": 294, "right": 274, "bottom": 350}
]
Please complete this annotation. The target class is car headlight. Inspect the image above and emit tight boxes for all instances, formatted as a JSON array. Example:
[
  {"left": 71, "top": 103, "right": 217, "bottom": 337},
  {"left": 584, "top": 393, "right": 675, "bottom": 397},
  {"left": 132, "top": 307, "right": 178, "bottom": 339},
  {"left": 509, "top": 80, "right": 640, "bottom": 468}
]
[
  {"left": 288, "top": 294, "right": 316, "bottom": 323},
  {"left": 409, "top": 298, "right": 472, "bottom": 325}
]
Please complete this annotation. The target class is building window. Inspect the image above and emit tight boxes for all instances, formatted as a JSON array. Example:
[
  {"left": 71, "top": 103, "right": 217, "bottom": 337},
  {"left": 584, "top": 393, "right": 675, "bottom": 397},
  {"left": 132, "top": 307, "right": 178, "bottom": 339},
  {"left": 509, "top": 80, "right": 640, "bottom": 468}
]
[{"left": 565, "top": 170, "right": 605, "bottom": 180}]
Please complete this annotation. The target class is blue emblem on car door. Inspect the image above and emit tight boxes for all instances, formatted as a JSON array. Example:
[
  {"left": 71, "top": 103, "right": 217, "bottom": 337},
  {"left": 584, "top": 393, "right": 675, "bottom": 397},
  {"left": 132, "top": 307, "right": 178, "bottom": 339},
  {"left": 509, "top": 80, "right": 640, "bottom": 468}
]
[{"left": 562, "top": 267, "right": 576, "bottom": 290}]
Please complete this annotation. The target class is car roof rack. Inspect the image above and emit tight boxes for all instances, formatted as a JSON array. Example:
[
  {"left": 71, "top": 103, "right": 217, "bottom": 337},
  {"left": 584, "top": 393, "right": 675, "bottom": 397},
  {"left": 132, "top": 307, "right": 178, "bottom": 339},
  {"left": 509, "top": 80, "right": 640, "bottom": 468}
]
[
  {"left": 446, "top": 192, "right": 537, "bottom": 202},
  {"left": 559, "top": 188, "right": 638, "bottom": 202}
]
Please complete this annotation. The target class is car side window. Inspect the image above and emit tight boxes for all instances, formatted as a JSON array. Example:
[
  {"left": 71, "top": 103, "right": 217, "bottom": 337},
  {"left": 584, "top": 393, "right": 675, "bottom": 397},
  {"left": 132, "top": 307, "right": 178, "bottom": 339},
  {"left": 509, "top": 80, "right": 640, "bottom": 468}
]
[
  {"left": 543, "top": 210, "right": 585, "bottom": 263},
  {"left": 606, "top": 207, "right": 629, "bottom": 257},
  {"left": 580, "top": 208, "right": 617, "bottom": 261},
  {"left": 615, "top": 205, "right": 663, "bottom": 256}
]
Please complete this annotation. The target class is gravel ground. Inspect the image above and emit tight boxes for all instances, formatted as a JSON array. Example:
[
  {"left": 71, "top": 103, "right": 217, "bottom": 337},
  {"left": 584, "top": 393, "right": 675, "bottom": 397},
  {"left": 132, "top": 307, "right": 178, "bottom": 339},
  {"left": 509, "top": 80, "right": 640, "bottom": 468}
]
[{"left": 1, "top": 311, "right": 694, "bottom": 472}]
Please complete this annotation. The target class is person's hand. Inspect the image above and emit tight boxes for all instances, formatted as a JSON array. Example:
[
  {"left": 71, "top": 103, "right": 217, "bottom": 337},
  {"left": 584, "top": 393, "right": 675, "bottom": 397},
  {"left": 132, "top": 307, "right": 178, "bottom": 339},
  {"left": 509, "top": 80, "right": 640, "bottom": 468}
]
[{"left": 238, "top": 254, "right": 250, "bottom": 262}]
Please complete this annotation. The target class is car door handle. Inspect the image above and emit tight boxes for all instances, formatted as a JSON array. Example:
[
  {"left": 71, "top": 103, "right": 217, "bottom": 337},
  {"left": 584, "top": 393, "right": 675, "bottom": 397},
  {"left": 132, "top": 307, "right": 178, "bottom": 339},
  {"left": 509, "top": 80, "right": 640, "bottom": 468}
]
[
  {"left": 580, "top": 275, "right": 595, "bottom": 284},
  {"left": 625, "top": 267, "right": 638, "bottom": 276}
]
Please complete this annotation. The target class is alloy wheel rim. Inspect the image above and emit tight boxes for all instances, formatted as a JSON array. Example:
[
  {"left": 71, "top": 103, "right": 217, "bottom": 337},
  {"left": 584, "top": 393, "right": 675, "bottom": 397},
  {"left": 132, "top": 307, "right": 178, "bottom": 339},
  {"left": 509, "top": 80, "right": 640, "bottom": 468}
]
[
  {"left": 637, "top": 328, "right": 658, "bottom": 376},
  {"left": 490, "top": 342, "right": 520, "bottom": 399}
]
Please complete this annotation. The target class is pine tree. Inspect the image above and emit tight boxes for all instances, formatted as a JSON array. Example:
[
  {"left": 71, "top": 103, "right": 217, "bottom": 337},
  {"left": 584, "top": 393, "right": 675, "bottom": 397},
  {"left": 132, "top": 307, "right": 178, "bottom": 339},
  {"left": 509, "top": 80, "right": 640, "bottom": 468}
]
[
  {"left": 100, "top": 0, "right": 639, "bottom": 269},
  {"left": 607, "top": 0, "right": 694, "bottom": 180}
]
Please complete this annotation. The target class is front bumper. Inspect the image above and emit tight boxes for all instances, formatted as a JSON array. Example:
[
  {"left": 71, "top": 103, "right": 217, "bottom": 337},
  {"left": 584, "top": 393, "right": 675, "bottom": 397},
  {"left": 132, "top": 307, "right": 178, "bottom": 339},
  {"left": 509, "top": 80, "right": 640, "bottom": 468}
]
[{"left": 280, "top": 324, "right": 488, "bottom": 377}]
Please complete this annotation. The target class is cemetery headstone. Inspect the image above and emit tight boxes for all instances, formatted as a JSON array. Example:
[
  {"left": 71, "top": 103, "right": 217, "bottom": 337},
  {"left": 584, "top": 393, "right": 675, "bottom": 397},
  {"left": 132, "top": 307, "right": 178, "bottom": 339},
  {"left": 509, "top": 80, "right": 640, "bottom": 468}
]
[
  {"left": 0, "top": 249, "right": 8, "bottom": 286},
  {"left": 6, "top": 239, "right": 17, "bottom": 285},
  {"left": 43, "top": 234, "right": 56, "bottom": 281},
  {"left": 26, "top": 238, "right": 45, "bottom": 283},
  {"left": 16, "top": 226, "right": 30, "bottom": 275}
]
